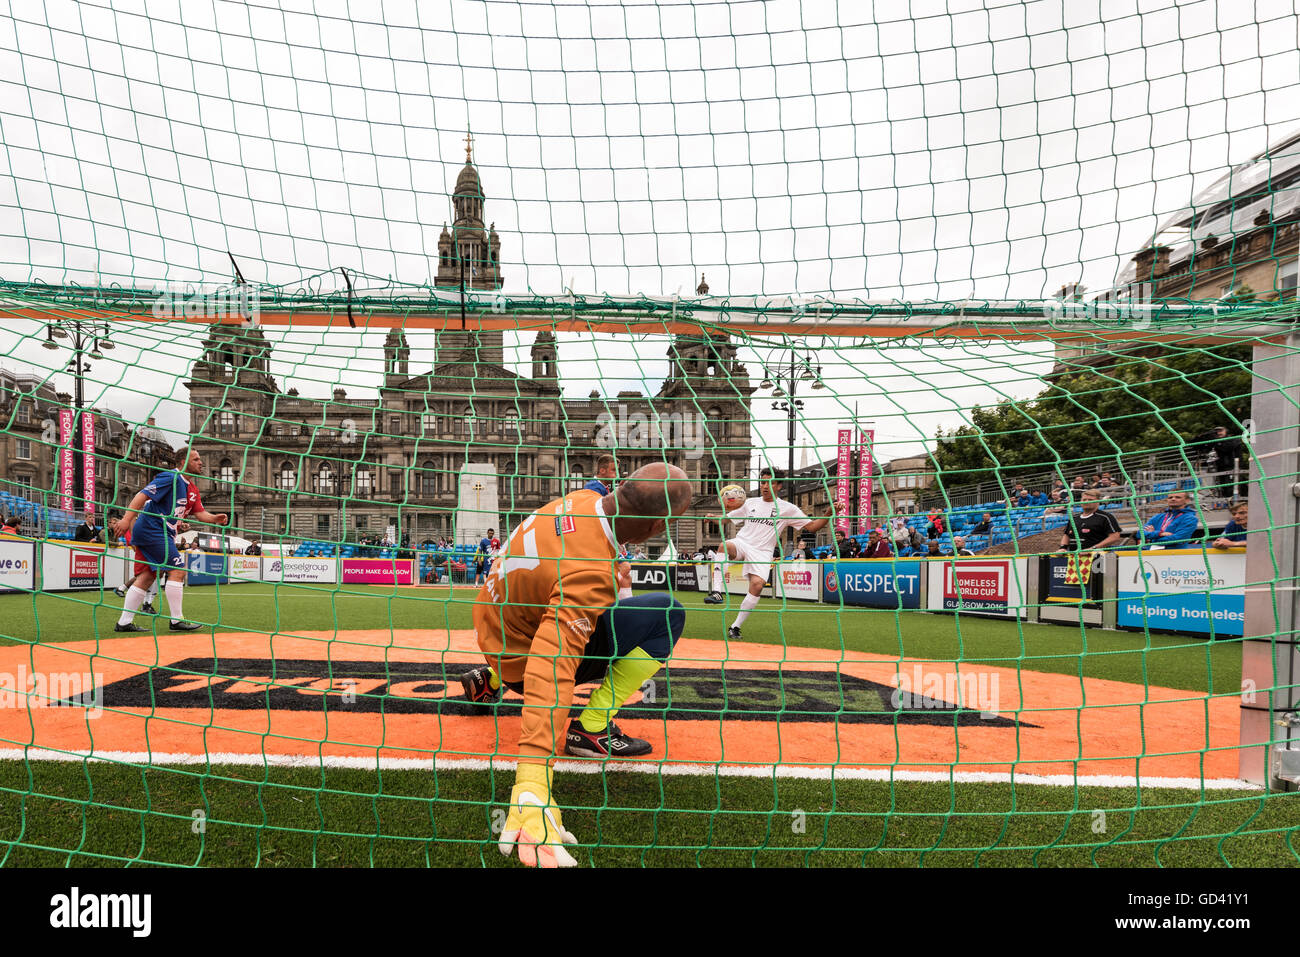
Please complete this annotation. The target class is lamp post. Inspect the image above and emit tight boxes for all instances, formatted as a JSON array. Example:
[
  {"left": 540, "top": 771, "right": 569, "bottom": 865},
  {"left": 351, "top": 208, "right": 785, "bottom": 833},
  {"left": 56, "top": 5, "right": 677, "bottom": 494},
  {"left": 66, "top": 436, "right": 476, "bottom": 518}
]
[
  {"left": 757, "top": 347, "right": 825, "bottom": 524},
  {"left": 42, "top": 320, "right": 115, "bottom": 519}
]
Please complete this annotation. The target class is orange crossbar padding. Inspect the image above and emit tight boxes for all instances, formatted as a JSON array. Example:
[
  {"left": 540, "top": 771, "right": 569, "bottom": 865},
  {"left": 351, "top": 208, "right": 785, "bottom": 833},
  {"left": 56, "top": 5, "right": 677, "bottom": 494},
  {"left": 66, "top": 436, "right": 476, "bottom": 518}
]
[{"left": 1, "top": 306, "right": 1285, "bottom": 346}]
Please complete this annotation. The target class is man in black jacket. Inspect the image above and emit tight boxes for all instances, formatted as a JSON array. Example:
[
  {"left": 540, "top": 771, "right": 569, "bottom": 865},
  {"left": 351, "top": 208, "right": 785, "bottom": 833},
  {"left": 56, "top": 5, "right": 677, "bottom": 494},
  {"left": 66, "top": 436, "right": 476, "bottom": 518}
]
[
  {"left": 1196, "top": 425, "right": 1246, "bottom": 499},
  {"left": 74, "top": 513, "right": 100, "bottom": 542},
  {"left": 834, "top": 529, "right": 859, "bottom": 558}
]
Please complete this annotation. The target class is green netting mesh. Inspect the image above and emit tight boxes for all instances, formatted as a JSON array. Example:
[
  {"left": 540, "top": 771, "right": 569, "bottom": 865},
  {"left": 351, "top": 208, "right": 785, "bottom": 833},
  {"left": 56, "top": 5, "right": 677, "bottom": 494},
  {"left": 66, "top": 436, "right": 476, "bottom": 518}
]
[{"left": 0, "top": 1, "right": 1298, "bottom": 868}]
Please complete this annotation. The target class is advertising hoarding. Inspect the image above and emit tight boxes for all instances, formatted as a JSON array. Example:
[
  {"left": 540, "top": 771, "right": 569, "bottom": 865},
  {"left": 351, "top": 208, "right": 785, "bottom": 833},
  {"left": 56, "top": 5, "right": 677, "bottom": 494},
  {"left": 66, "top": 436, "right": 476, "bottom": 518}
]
[
  {"left": 821, "top": 559, "right": 923, "bottom": 609},
  {"left": 341, "top": 558, "right": 416, "bottom": 585},
  {"left": 925, "top": 559, "right": 1028, "bottom": 619},
  {"left": 0, "top": 540, "right": 36, "bottom": 593},
  {"left": 1116, "top": 549, "right": 1245, "bottom": 637}
]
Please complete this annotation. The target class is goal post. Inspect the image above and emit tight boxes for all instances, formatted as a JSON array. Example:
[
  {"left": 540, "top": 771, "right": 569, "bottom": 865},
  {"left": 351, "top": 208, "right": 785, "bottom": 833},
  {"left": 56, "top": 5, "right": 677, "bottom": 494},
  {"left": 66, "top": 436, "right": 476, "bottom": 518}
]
[{"left": 1241, "top": 333, "right": 1300, "bottom": 789}]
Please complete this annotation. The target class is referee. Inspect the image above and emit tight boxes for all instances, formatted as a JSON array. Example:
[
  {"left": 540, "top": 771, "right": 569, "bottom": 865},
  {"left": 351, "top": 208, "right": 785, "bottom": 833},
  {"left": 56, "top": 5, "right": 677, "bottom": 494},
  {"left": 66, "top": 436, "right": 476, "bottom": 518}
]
[{"left": 1058, "top": 490, "right": 1123, "bottom": 551}]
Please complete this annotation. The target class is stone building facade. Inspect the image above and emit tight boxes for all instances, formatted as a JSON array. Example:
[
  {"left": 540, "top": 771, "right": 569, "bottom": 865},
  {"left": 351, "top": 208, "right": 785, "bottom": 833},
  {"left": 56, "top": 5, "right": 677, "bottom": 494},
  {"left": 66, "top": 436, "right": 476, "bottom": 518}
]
[
  {"left": 0, "top": 367, "right": 177, "bottom": 523},
  {"left": 185, "top": 151, "right": 753, "bottom": 550},
  {"left": 1053, "top": 130, "right": 1300, "bottom": 375}
]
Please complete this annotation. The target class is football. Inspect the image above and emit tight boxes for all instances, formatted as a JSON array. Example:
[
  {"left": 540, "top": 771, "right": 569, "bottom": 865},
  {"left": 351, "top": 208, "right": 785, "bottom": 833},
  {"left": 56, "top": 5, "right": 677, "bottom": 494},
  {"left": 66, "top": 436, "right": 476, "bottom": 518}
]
[{"left": 719, "top": 484, "right": 747, "bottom": 508}]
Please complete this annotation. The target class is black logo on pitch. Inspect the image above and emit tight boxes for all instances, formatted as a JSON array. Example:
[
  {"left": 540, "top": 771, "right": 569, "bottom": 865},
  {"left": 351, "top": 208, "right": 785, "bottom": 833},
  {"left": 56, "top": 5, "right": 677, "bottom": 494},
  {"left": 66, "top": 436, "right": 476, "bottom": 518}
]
[{"left": 82, "top": 657, "right": 1031, "bottom": 727}]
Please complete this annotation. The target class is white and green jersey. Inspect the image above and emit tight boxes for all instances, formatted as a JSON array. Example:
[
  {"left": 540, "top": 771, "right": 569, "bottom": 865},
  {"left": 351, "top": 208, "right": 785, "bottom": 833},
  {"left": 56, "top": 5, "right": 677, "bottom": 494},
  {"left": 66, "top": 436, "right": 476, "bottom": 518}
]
[{"left": 726, "top": 496, "right": 810, "bottom": 557}]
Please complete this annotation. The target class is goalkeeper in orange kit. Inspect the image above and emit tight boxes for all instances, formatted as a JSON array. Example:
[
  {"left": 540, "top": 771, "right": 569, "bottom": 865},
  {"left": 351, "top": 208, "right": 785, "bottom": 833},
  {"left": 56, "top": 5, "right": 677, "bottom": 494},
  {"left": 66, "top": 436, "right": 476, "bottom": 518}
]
[{"left": 464, "top": 462, "right": 693, "bottom": 867}]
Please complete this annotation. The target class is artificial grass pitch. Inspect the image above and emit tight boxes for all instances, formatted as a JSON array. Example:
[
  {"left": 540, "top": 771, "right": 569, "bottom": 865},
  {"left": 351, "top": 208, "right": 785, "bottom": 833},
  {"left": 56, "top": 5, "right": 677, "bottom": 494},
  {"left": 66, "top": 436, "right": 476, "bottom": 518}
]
[
  {"left": 0, "top": 760, "right": 1295, "bottom": 867},
  {"left": 0, "top": 584, "right": 1274, "bottom": 868}
]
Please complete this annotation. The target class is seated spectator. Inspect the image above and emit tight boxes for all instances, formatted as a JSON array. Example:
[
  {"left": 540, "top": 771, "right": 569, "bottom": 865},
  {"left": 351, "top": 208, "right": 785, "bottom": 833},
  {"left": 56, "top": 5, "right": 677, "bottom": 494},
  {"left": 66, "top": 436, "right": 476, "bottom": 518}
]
[
  {"left": 1015, "top": 490, "right": 1031, "bottom": 507},
  {"left": 1068, "top": 476, "right": 1090, "bottom": 501},
  {"left": 0, "top": 516, "right": 19, "bottom": 536},
  {"left": 1031, "top": 491, "right": 1049, "bottom": 506},
  {"left": 890, "top": 516, "right": 910, "bottom": 547},
  {"left": 74, "top": 513, "right": 100, "bottom": 543},
  {"left": 926, "top": 507, "right": 946, "bottom": 538},
  {"left": 834, "top": 529, "right": 860, "bottom": 559},
  {"left": 952, "top": 535, "right": 974, "bottom": 556},
  {"left": 907, "top": 527, "right": 926, "bottom": 553},
  {"left": 971, "top": 513, "right": 993, "bottom": 536},
  {"left": 927, "top": 540, "right": 944, "bottom": 556},
  {"left": 861, "top": 529, "right": 891, "bottom": 558},
  {"left": 245, "top": 539, "right": 263, "bottom": 556},
  {"left": 1139, "top": 491, "right": 1198, "bottom": 546},
  {"left": 1213, "top": 502, "right": 1248, "bottom": 549},
  {"left": 788, "top": 543, "right": 807, "bottom": 560},
  {"left": 1049, "top": 479, "right": 1067, "bottom": 502}
]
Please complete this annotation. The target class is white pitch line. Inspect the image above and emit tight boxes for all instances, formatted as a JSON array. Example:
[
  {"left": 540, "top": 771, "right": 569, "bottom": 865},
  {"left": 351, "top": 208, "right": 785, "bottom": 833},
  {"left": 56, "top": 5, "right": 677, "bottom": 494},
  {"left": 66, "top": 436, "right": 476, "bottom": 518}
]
[{"left": 0, "top": 748, "right": 1261, "bottom": 790}]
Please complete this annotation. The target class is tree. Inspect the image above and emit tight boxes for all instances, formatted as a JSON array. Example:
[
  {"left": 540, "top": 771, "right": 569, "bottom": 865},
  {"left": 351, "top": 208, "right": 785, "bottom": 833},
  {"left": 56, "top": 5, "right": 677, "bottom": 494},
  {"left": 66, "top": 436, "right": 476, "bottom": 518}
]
[{"left": 929, "top": 344, "right": 1252, "bottom": 493}]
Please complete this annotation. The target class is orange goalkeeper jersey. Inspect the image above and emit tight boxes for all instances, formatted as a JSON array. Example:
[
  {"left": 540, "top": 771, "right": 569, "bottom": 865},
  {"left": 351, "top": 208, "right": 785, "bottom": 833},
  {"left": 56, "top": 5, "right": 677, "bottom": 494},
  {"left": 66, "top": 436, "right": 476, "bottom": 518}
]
[{"left": 472, "top": 488, "right": 619, "bottom": 760}]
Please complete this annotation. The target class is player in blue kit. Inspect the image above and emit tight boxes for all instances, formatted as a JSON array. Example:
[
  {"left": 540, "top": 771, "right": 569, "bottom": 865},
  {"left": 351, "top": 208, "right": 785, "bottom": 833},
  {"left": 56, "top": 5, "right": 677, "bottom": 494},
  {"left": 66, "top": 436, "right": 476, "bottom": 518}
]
[{"left": 110, "top": 446, "right": 226, "bottom": 633}]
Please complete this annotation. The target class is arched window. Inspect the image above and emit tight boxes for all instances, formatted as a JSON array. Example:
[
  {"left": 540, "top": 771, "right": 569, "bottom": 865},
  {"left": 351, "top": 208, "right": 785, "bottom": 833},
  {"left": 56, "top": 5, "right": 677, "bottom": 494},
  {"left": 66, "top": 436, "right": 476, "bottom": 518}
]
[
  {"left": 355, "top": 467, "right": 372, "bottom": 496},
  {"left": 316, "top": 464, "right": 334, "bottom": 495},
  {"left": 217, "top": 405, "right": 237, "bottom": 433},
  {"left": 706, "top": 406, "right": 723, "bottom": 445},
  {"left": 218, "top": 458, "right": 236, "bottom": 484},
  {"left": 421, "top": 460, "right": 437, "bottom": 497},
  {"left": 504, "top": 408, "right": 520, "bottom": 437},
  {"left": 455, "top": 405, "right": 474, "bottom": 440},
  {"left": 278, "top": 462, "right": 296, "bottom": 491},
  {"left": 571, "top": 467, "right": 585, "bottom": 492}
]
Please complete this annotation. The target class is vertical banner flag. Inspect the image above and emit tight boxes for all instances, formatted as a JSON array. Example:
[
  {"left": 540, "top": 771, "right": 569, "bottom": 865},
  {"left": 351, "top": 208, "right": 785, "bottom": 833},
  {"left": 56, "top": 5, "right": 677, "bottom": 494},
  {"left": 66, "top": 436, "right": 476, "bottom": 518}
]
[
  {"left": 858, "top": 428, "right": 874, "bottom": 534},
  {"left": 81, "top": 412, "right": 96, "bottom": 519},
  {"left": 58, "top": 409, "right": 74, "bottom": 513},
  {"left": 836, "top": 428, "right": 851, "bottom": 533}
]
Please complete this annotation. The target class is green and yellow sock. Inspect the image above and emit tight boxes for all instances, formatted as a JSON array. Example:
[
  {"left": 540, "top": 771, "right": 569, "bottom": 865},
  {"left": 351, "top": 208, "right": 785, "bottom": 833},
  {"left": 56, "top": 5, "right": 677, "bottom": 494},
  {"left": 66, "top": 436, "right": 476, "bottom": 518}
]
[{"left": 579, "top": 647, "right": 662, "bottom": 733}]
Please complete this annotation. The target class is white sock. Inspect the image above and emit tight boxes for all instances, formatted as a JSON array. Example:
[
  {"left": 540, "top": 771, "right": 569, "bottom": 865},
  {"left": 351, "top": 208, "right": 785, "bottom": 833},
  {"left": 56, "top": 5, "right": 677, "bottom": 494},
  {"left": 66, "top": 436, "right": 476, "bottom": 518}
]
[
  {"left": 118, "top": 586, "right": 147, "bottom": 626},
  {"left": 711, "top": 561, "right": 724, "bottom": 592},
  {"left": 734, "top": 592, "right": 761, "bottom": 627},
  {"left": 146, "top": 579, "right": 159, "bottom": 602},
  {"left": 165, "top": 580, "right": 185, "bottom": 622}
]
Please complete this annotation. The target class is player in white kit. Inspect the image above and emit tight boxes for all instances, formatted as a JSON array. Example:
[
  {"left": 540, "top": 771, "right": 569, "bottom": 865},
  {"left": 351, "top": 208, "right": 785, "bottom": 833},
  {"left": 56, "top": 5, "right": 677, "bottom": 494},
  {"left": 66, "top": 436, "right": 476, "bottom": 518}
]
[{"left": 704, "top": 468, "right": 832, "bottom": 638}]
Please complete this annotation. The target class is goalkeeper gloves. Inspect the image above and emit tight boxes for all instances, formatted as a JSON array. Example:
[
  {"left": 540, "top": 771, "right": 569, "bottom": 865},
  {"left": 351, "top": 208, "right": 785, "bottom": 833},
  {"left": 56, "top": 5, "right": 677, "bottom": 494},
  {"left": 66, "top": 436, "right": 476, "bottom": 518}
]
[{"left": 498, "top": 763, "right": 579, "bottom": 868}]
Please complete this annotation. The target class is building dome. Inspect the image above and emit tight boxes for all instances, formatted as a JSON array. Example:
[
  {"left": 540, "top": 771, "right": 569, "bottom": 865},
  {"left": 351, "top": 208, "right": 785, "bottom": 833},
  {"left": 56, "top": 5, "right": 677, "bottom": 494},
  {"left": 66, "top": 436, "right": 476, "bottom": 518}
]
[{"left": 455, "top": 162, "right": 483, "bottom": 199}]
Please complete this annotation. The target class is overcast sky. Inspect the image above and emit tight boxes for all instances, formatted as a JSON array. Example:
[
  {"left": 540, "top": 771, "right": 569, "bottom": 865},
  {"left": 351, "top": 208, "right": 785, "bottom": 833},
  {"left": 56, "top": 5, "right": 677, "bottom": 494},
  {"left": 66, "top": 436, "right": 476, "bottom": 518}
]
[{"left": 2, "top": 0, "right": 1297, "bottom": 469}]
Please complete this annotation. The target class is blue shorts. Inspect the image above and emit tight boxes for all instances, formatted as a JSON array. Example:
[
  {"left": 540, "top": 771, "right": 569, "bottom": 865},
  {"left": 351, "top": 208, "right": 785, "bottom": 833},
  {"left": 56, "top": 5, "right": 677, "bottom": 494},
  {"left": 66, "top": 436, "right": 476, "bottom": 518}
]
[{"left": 134, "top": 530, "right": 183, "bottom": 573}]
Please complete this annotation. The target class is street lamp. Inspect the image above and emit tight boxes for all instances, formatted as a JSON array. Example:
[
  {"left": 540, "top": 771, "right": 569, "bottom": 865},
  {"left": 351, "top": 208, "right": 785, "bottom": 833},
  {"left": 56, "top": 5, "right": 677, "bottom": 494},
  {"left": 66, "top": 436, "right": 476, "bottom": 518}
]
[
  {"left": 757, "top": 347, "right": 823, "bottom": 515},
  {"left": 43, "top": 319, "right": 117, "bottom": 520}
]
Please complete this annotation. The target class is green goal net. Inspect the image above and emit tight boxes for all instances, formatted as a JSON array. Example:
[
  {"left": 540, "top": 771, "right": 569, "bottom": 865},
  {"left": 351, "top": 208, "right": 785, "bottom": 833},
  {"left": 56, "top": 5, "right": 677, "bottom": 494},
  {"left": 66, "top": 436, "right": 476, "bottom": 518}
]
[{"left": 0, "top": 0, "right": 1298, "bottom": 868}]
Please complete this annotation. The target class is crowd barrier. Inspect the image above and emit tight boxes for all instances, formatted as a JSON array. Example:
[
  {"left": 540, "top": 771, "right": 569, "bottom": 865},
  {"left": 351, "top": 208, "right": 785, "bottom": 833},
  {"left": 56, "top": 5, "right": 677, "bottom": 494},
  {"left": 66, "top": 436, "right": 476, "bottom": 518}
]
[
  {"left": 0, "top": 536, "right": 1246, "bottom": 638},
  {"left": 640, "top": 547, "right": 1248, "bottom": 638},
  {"left": 0, "top": 537, "right": 418, "bottom": 591}
]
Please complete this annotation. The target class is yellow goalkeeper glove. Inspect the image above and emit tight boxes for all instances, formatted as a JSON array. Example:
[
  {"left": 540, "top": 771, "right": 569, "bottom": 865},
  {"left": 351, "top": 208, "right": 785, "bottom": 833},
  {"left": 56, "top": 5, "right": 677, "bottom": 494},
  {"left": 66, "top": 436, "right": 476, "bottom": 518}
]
[{"left": 498, "top": 763, "right": 579, "bottom": 868}]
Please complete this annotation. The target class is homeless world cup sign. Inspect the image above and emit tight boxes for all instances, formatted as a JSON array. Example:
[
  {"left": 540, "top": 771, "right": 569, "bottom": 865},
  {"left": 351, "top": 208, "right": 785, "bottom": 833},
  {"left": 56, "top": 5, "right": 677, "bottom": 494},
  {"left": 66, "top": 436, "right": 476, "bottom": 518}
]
[{"left": 927, "top": 559, "right": 1028, "bottom": 618}]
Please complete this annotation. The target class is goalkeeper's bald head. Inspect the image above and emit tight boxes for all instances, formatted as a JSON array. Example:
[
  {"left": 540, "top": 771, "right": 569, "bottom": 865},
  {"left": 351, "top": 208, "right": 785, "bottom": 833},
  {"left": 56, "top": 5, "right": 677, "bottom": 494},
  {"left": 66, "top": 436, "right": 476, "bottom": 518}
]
[{"left": 607, "top": 463, "right": 691, "bottom": 545}]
